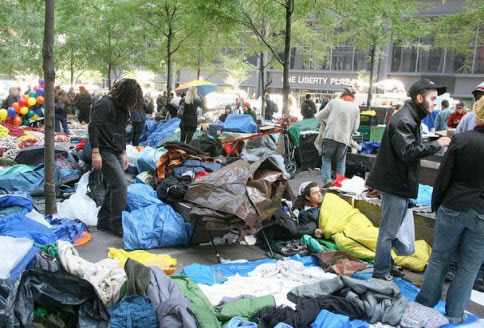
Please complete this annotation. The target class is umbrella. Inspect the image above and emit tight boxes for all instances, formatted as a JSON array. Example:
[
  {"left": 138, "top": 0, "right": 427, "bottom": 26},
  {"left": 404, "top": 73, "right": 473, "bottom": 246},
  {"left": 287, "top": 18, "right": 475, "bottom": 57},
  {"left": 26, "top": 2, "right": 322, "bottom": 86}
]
[{"left": 175, "top": 80, "right": 217, "bottom": 97}]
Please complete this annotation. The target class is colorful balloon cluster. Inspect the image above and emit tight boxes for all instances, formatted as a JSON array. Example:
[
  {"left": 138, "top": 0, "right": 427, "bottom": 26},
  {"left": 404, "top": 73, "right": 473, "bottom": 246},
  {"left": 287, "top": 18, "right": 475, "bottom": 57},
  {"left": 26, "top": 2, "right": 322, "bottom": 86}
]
[{"left": 0, "top": 80, "right": 45, "bottom": 126}]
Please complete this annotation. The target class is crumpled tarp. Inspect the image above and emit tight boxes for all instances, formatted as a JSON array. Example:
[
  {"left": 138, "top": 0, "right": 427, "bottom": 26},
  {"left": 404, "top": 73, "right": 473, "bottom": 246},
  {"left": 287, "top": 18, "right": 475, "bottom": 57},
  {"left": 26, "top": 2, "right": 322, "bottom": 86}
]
[
  {"left": 414, "top": 184, "right": 433, "bottom": 207},
  {"left": 184, "top": 158, "right": 288, "bottom": 230},
  {"left": 141, "top": 118, "right": 180, "bottom": 148},
  {"left": 0, "top": 165, "right": 81, "bottom": 195},
  {"left": 311, "top": 309, "right": 369, "bottom": 328},
  {"left": 0, "top": 236, "right": 37, "bottom": 280},
  {"left": 223, "top": 114, "right": 257, "bottom": 133},
  {"left": 122, "top": 202, "right": 192, "bottom": 250},
  {"left": 126, "top": 183, "right": 161, "bottom": 211},
  {"left": 319, "top": 193, "right": 431, "bottom": 272},
  {"left": 0, "top": 164, "right": 34, "bottom": 177},
  {"left": 0, "top": 268, "right": 109, "bottom": 328},
  {"left": 136, "top": 147, "right": 166, "bottom": 173}
]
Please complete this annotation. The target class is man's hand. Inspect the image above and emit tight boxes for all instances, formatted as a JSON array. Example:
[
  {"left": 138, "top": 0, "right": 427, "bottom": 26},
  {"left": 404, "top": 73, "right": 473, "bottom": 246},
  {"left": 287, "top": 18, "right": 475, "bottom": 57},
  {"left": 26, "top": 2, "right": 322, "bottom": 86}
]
[
  {"left": 121, "top": 152, "right": 128, "bottom": 170},
  {"left": 437, "top": 137, "right": 451, "bottom": 147},
  {"left": 92, "top": 149, "right": 102, "bottom": 170}
]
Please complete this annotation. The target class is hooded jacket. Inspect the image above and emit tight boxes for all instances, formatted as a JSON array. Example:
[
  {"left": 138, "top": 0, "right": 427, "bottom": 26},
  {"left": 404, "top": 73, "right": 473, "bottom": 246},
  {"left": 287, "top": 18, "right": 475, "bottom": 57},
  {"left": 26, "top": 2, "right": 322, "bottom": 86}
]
[{"left": 366, "top": 100, "right": 441, "bottom": 198}]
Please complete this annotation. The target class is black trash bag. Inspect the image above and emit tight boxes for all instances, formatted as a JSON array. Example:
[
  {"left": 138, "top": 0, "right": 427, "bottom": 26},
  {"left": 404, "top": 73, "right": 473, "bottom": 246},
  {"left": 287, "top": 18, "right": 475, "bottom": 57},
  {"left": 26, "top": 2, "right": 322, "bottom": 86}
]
[
  {"left": 1, "top": 269, "right": 109, "bottom": 328},
  {"left": 87, "top": 171, "right": 106, "bottom": 207},
  {"left": 156, "top": 175, "right": 191, "bottom": 204}
]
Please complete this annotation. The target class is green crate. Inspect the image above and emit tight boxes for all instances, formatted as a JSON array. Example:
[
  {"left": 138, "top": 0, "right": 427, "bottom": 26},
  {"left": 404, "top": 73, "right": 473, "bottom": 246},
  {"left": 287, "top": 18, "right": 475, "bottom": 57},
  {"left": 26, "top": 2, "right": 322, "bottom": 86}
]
[{"left": 358, "top": 125, "right": 385, "bottom": 142}]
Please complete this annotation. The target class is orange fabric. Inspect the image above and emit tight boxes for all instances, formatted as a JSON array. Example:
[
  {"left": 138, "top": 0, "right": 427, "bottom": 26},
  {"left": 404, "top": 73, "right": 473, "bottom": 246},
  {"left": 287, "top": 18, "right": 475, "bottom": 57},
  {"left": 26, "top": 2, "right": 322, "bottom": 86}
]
[{"left": 74, "top": 231, "right": 92, "bottom": 247}]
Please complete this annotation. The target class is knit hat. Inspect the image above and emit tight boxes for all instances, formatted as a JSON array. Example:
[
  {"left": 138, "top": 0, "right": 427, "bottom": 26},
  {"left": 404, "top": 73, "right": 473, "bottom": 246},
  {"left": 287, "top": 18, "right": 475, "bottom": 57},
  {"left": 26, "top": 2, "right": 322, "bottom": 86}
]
[
  {"left": 474, "top": 96, "right": 484, "bottom": 124},
  {"left": 472, "top": 82, "right": 484, "bottom": 96}
]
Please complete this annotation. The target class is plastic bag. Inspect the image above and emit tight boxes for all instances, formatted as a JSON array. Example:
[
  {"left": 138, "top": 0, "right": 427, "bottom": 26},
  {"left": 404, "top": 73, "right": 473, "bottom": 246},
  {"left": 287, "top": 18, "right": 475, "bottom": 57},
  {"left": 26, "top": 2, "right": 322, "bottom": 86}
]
[
  {"left": 395, "top": 209, "right": 416, "bottom": 256},
  {"left": 57, "top": 172, "right": 100, "bottom": 226}
]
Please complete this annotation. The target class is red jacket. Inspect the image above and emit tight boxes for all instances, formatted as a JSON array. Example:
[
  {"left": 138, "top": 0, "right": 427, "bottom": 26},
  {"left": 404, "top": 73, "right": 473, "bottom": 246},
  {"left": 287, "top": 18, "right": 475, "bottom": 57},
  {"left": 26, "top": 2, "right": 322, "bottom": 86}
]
[{"left": 447, "top": 112, "right": 465, "bottom": 128}]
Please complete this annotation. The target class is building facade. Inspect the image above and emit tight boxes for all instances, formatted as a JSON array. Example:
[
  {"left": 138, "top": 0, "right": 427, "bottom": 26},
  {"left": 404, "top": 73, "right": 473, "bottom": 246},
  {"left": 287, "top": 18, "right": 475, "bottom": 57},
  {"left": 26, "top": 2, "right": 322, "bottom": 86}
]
[{"left": 179, "top": 0, "right": 483, "bottom": 101}]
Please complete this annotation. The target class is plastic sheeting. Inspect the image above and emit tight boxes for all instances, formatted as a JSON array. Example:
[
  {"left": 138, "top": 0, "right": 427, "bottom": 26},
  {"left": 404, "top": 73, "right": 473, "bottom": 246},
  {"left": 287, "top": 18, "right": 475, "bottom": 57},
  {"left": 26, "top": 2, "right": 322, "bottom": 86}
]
[
  {"left": 184, "top": 158, "right": 288, "bottom": 230},
  {"left": 0, "top": 268, "right": 109, "bottom": 327},
  {"left": 0, "top": 165, "right": 81, "bottom": 195},
  {"left": 136, "top": 147, "right": 166, "bottom": 173},
  {"left": 223, "top": 114, "right": 257, "bottom": 133},
  {"left": 311, "top": 309, "right": 369, "bottom": 328},
  {"left": 141, "top": 118, "right": 181, "bottom": 148},
  {"left": 0, "top": 236, "right": 36, "bottom": 280},
  {"left": 57, "top": 172, "right": 100, "bottom": 226},
  {"left": 122, "top": 203, "right": 192, "bottom": 250},
  {"left": 126, "top": 183, "right": 161, "bottom": 211}
]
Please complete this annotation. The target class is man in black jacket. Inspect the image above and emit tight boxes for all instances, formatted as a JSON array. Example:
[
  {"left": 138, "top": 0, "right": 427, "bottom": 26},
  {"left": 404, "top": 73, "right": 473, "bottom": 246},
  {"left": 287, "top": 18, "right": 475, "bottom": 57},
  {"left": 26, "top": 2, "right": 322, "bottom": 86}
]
[
  {"left": 89, "top": 79, "right": 143, "bottom": 236},
  {"left": 416, "top": 97, "right": 484, "bottom": 324},
  {"left": 367, "top": 79, "right": 451, "bottom": 280},
  {"left": 301, "top": 94, "right": 317, "bottom": 119}
]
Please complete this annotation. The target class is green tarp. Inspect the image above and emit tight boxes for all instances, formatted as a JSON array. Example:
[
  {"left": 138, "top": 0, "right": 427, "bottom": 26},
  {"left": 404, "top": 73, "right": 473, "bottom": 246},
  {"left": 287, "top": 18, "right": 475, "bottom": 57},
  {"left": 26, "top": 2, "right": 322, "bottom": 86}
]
[{"left": 288, "top": 118, "right": 319, "bottom": 147}]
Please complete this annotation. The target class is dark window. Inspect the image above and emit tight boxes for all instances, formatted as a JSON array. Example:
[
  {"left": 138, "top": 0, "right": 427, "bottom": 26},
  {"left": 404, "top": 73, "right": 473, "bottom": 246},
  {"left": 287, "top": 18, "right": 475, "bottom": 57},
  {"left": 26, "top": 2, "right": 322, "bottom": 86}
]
[
  {"left": 418, "top": 46, "right": 445, "bottom": 73},
  {"left": 445, "top": 49, "right": 473, "bottom": 74},
  {"left": 354, "top": 49, "right": 369, "bottom": 71},
  {"left": 391, "top": 45, "right": 417, "bottom": 72},
  {"left": 331, "top": 46, "right": 353, "bottom": 71}
]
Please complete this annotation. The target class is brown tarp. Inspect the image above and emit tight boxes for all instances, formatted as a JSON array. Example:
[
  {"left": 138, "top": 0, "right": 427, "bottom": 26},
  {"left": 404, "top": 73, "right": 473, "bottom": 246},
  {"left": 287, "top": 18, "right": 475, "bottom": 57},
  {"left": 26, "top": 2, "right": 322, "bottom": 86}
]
[{"left": 184, "top": 158, "right": 288, "bottom": 231}]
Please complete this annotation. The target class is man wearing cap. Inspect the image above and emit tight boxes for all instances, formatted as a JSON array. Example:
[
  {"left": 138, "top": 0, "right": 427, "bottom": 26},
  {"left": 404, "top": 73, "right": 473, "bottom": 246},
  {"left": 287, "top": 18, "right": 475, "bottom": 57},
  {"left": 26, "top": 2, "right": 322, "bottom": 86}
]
[
  {"left": 455, "top": 82, "right": 484, "bottom": 134},
  {"left": 367, "top": 79, "right": 451, "bottom": 281},
  {"left": 416, "top": 96, "right": 484, "bottom": 324}
]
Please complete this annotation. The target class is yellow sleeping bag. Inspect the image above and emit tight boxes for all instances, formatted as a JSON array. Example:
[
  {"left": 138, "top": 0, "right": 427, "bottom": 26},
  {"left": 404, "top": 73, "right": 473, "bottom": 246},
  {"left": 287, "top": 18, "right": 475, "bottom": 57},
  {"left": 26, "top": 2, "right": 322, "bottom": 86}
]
[{"left": 319, "top": 193, "right": 431, "bottom": 272}]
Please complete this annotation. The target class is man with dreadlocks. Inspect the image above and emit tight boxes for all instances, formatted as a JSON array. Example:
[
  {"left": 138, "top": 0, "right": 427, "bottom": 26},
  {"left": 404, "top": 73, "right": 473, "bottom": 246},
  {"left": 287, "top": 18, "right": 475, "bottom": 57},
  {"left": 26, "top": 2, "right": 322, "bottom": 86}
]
[{"left": 88, "top": 79, "right": 143, "bottom": 236}]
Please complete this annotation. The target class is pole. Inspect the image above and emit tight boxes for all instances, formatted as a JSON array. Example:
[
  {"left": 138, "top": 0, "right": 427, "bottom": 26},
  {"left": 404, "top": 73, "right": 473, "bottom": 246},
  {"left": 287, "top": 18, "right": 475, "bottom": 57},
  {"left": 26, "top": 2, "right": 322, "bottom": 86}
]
[
  {"left": 43, "top": 0, "right": 57, "bottom": 214},
  {"left": 367, "top": 44, "right": 376, "bottom": 108}
]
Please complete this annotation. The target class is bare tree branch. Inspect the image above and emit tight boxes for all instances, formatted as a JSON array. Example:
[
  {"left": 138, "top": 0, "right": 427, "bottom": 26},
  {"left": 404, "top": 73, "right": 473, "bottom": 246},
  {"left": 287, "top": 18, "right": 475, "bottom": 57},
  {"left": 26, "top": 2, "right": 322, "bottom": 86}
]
[{"left": 240, "top": 10, "right": 284, "bottom": 64}]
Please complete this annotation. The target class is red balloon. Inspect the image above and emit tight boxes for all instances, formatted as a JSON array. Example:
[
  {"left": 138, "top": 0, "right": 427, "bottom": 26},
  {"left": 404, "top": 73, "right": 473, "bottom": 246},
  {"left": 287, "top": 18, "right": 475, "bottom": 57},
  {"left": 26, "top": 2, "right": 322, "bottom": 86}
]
[
  {"left": 19, "top": 98, "right": 27, "bottom": 107},
  {"left": 13, "top": 115, "right": 22, "bottom": 126}
]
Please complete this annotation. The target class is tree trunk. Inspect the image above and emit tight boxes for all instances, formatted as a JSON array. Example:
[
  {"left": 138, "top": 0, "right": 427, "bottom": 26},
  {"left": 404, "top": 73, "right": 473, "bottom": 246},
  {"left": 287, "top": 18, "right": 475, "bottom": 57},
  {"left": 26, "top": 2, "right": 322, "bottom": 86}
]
[
  {"left": 70, "top": 48, "right": 74, "bottom": 87},
  {"left": 43, "top": 0, "right": 57, "bottom": 215},
  {"left": 258, "top": 52, "right": 266, "bottom": 118},
  {"left": 196, "top": 47, "right": 201, "bottom": 80},
  {"left": 282, "top": 0, "right": 294, "bottom": 115},
  {"left": 166, "top": 28, "right": 173, "bottom": 96},
  {"left": 367, "top": 44, "right": 376, "bottom": 108},
  {"left": 107, "top": 62, "right": 112, "bottom": 89}
]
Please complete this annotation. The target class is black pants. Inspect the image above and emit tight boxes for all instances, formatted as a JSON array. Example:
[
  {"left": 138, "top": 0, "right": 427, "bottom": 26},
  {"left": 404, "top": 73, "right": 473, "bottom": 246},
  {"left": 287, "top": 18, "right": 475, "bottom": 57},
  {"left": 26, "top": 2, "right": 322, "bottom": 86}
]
[
  {"left": 131, "top": 121, "right": 145, "bottom": 146},
  {"left": 180, "top": 129, "right": 195, "bottom": 144},
  {"left": 55, "top": 116, "right": 69, "bottom": 134},
  {"left": 97, "top": 152, "right": 127, "bottom": 231}
]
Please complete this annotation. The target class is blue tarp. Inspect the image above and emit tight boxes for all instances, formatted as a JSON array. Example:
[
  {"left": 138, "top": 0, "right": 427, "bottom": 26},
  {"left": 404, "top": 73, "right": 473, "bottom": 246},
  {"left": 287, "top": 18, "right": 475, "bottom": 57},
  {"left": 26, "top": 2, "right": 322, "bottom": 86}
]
[
  {"left": 223, "top": 317, "right": 257, "bottom": 328},
  {"left": 223, "top": 114, "right": 257, "bottom": 133},
  {"left": 0, "top": 165, "right": 81, "bottom": 195},
  {"left": 0, "top": 195, "right": 87, "bottom": 246},
  {"left": 311, "top": 310, "right": 368, "bottom": 328},
  {"left": 47, "top": 216, "right": 88, "bottom": 244},
  {"left": 141, "top": 118, "right": 180, "bottom": 148},
  {"left": 139, "top": 119, "right": 159, "bottom": 144},
  {"left": 136, "top": 147, "right": 165, "bottom": 173},
  {"left": 110, "top": 296, "right": 158, "bottom": 328},
  {"left": 122, "top": 203, "right": 192, "bottom": 250},
  {"left": 126, "top": 183, "right": 161, "bottom": 212},
  {"left": 181, "top": 255, "right": 318, "bottom": 285}
]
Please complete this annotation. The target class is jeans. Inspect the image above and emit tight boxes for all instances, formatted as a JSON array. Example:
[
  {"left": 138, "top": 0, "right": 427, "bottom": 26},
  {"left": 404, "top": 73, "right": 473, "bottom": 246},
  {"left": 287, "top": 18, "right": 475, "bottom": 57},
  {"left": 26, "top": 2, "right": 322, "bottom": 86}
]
[
  {"left": 180, "top": 129, "right": 195, "bottom": 144},
  {"left": 321, "top": 139, "right": 347, "bottom": 184},
  {"left": 416, "top": 206, "right": 484, "bottom": 324},
  {"left": 97, "top": 151, "right": 127, "bottom": 229},
  {"left": 55, "top": 116, "right": 69, "bottom": 134},
  {"left": 131, "top": 121, "right": 145, "bottom": 146},
  {"left": 373, "top": 192, "right": 409, "bottom": 277}
]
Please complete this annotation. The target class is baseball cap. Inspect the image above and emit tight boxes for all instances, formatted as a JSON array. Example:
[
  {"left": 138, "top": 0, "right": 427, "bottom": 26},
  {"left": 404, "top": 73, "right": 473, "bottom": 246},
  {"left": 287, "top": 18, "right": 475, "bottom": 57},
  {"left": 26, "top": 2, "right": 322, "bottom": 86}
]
[
  {"left": 408, "top": 79, "right": 447, "bottom": 98},
  {"left": 472, "top": 82, "right": 484, "bottom": 96}
]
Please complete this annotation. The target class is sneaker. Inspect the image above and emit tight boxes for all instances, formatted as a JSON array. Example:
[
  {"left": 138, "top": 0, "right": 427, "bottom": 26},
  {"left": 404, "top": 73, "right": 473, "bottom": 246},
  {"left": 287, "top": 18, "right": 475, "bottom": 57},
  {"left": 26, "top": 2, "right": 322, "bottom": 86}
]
[{"left": 372, "top": 273, "right": 394, "bottom": 281}]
